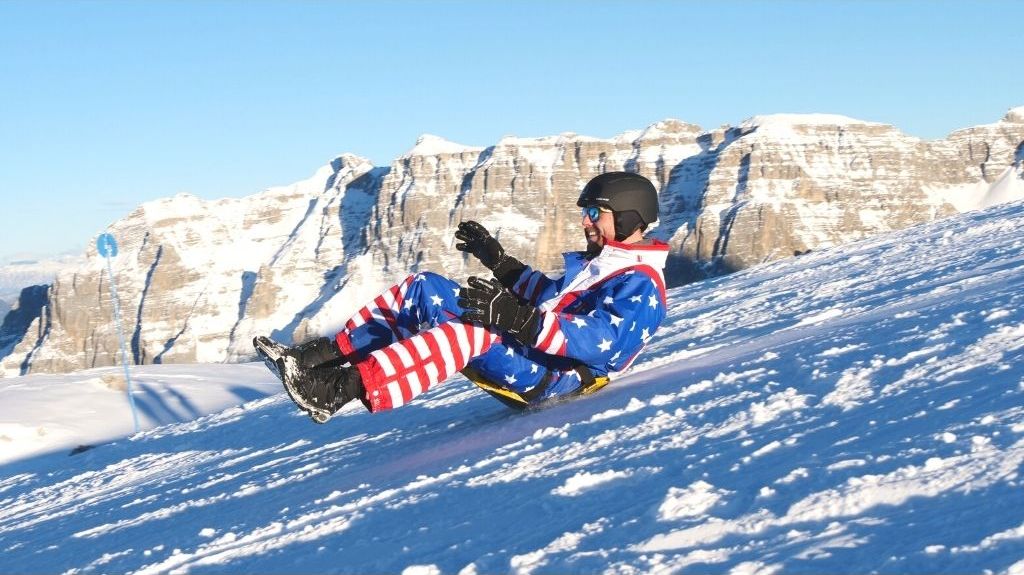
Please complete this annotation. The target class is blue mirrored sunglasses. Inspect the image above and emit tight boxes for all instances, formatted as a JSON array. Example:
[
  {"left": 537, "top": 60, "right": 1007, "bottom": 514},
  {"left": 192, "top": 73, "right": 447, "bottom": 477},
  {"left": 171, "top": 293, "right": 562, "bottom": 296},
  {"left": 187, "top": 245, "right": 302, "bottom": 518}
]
[{"left": 582, "top": 205, "right": 612, "bottom": 222}]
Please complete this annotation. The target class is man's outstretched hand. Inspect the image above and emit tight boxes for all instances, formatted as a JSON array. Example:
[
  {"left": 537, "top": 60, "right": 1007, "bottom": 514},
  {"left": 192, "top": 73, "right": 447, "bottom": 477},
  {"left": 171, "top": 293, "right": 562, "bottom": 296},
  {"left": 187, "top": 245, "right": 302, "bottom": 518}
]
[
  {"left": 455, "top": 221, "right": 528, "bottom": 288},
  {"left": 458, "top": 276, "right": 540, "bottom": 346},
  {"left": 455, "top": 221, "right": 509, "bottom": 271}
]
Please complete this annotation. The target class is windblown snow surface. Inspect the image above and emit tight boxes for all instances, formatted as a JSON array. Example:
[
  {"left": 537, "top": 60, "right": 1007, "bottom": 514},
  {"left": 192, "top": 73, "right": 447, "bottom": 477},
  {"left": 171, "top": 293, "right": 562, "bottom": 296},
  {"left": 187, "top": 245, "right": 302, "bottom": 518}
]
[{"left": 3, "top": 201, "right": 1024, "bottom": 574}]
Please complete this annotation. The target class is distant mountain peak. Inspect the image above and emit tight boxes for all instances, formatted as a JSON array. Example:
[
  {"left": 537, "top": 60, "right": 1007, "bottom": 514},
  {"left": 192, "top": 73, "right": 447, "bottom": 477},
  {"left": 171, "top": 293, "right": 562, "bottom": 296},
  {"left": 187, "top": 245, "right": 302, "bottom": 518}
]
[
  {"left": 739, "top": 113, "right": 888, "bottom": 131},
  {"left": 405, "top": 134, "right": 481, "bottom": 158},
  {"left": 1004, "top": 105, "right": 1024, "bottom": 123},
  {"left": 636, "top": 118, "right": 703, "bottom": 139}
]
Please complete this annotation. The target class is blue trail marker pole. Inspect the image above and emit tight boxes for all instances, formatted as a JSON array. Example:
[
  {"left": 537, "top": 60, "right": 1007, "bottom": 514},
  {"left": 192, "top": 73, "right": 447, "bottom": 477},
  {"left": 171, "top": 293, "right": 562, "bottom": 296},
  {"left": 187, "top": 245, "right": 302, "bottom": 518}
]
[{"left": 97, "top": 233, "right": 140, "bottom": 433}]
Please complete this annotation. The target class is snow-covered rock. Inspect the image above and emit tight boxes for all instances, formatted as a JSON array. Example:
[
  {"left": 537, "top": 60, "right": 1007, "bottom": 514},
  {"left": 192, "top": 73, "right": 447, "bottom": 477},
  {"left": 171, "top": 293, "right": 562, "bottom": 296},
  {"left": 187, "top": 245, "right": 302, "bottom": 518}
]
[{"left": 2, "top": 108, "right": 1023, "bottom": 376}]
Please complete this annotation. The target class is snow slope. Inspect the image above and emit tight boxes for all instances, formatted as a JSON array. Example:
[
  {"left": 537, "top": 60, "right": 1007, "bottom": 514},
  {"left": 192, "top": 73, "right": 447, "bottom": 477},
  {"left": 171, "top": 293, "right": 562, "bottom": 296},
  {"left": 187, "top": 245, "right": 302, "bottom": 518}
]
[
  {"left": 0, "top": 364, "right": 280, "bottom": 465},
  {"left": 2, "top": 201, "right": 1024, "bottom": 574}
]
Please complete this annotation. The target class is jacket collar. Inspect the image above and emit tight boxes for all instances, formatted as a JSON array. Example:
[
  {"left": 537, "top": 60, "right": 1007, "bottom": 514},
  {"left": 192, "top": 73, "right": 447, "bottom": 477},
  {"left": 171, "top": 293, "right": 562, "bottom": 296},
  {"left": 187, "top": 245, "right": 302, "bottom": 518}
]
[{"left": 593, "top": 238, "right": 669, "bottom": 270}]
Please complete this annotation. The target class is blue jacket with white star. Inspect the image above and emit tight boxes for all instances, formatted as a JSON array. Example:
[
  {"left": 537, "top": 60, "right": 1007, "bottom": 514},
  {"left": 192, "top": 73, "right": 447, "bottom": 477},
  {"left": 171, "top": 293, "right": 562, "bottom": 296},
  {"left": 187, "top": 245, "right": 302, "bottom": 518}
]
[{"left": 466, "top": 239, "right": 669, "bottom": 402}]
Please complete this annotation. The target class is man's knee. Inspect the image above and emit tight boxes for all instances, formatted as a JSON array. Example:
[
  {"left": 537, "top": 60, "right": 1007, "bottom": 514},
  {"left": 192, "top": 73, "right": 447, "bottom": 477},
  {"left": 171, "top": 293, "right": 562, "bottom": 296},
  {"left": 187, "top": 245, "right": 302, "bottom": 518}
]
[
  {"left": 418, "top": 271, "right": 454, "bottom": 284},
  {"left": 416, "top": 271, "right": 460, "bottom": 292}
]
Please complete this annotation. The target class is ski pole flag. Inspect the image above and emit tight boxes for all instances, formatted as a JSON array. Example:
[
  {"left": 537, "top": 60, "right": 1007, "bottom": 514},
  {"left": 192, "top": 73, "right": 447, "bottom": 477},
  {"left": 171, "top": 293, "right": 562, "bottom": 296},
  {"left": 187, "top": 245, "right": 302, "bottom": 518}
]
[{"left": 97, "top": 232, "right": 140, "bottom": 433}]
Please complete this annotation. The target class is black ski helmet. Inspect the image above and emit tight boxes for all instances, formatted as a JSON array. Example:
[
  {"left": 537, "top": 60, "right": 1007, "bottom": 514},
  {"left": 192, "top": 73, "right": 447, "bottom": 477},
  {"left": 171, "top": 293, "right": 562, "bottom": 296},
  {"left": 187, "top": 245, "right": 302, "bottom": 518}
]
[{"left": 577, "top": 171, "right": 659, "bottom": 240}]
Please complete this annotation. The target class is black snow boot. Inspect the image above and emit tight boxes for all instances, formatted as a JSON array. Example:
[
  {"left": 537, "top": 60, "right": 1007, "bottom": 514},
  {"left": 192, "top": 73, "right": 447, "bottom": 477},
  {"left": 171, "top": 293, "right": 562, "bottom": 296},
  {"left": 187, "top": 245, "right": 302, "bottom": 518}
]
[
  {"left": 254, "top": 335, "right": 348, "bottom": 370},
  {"left": 280, "top": 361, "right": 364, "bottom": 424},
  {"left": 281, "top": 336, "right": 347, "bottom": 369}
]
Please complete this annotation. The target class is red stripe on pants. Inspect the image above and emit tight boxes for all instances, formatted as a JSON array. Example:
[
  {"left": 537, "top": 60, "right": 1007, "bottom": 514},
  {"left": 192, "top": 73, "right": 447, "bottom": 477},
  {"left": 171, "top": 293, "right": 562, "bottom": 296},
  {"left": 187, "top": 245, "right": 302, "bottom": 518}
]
[
  {"left": 361, "top": 320, "right": 498, "bottom": 412},
  {"left": 422, "top": 329, "right": 448, "bottom": 381},
  {"left": 374, "top": 295, "right": 403, "bottom": 339},
  {"left": 399, "top": 338, "right": 431, "bottom": 398}
]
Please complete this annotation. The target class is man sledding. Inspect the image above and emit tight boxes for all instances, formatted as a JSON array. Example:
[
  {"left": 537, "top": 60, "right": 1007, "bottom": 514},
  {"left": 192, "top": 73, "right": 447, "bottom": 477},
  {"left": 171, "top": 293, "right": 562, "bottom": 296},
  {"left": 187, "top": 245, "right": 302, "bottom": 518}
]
[{"left": 254, "top": 171, "right": 668, "bottom": 423}]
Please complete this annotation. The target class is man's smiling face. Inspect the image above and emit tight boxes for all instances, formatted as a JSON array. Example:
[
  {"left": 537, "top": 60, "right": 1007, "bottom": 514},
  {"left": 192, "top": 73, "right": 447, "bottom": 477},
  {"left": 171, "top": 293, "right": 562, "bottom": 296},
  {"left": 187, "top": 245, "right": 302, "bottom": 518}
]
[{"left": 582, "top": 204, "right": 615, "bottom": 251}]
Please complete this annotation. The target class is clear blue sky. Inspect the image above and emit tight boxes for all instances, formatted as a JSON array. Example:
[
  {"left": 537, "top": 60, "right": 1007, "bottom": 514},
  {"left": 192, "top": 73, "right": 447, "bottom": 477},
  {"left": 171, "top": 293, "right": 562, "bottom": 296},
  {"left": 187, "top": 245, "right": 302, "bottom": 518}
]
[{"left": 2, "top": 0, "right": 1022, "bottom": 261}]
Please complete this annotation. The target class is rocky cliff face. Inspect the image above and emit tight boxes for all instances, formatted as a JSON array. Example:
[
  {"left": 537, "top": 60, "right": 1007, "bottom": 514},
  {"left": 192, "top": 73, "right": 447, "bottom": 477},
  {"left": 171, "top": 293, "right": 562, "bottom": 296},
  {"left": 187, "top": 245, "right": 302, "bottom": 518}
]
[{"left": 3, "top": 108, "right": 1023, "bottom": 376}]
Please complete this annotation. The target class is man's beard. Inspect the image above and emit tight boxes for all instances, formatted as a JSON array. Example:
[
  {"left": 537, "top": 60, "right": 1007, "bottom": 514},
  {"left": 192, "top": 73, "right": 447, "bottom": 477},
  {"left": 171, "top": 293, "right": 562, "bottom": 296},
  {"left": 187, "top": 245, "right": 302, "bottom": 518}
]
[{"left": 584, "top": 229, "right": 603, "bottom": 258}]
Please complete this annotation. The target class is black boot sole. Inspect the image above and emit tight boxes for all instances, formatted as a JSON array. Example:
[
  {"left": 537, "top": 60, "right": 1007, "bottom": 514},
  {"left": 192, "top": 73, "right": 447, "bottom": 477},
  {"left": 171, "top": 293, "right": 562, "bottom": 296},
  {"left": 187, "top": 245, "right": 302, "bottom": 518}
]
[{"left": 253, "top": 336, "right": 332, "bottom": 424}]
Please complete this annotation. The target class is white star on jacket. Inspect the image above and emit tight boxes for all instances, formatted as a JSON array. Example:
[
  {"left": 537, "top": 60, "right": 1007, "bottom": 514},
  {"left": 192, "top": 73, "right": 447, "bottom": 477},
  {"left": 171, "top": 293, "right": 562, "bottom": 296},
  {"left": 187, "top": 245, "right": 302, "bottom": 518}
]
[
  {"left": 648, "top": 294, "right": 658, "bottom": 309},
  {"left": 630, "top": 295, "right": 642, "bottom": 303},
  {"left": 609, "top": 314, "right": 623, "bottom": 327},
  {"left": 572, "top": 317, "right": 588, "bottom": 328},
  {"left": 430, "top": 295, "right": 444, "bottom": 306},
  {"left": 597, "top": 339, "right": 613, "bottom": 352},
  {"left": 504, "top": 374, "right": 517, "bottom": 385}
]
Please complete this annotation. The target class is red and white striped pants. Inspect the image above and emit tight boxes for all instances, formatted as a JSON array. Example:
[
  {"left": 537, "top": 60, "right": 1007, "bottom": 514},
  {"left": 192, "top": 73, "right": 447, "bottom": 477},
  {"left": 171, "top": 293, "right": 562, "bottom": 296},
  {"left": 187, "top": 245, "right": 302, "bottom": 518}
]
[{"left": 334, "top": 272, "right": 501, "bottom": 412}]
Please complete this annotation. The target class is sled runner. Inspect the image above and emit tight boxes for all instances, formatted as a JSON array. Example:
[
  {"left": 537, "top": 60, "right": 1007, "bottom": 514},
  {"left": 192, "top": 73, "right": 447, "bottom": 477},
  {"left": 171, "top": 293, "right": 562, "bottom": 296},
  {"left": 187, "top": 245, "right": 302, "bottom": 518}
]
[{"left": 461, "top": 365, "right": 610, "bottom": 410}]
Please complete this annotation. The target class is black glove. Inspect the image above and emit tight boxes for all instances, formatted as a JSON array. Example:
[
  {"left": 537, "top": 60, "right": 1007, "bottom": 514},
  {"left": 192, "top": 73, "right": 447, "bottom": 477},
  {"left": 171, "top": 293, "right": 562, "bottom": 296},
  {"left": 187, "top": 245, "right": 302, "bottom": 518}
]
[
  {"left": 458, "top": 276, "right": 541, "bottom": 346},
  {"left": 455, "top": 221, "right": 526, "bottom": 288}
]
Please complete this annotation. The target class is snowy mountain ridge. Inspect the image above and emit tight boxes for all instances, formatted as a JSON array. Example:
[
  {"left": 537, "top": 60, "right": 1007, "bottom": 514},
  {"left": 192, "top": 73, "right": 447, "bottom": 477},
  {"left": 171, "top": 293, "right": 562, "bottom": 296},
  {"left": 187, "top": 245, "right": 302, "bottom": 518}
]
[
  {"left": 0, "top": 255, "right": 84, "bottom": 304},
  {"left": 2, "top": 107, "right": 1023, "bottom": 377},
  {"left": 1, "top": 199, "right": 1023, "bottom": 573}
]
